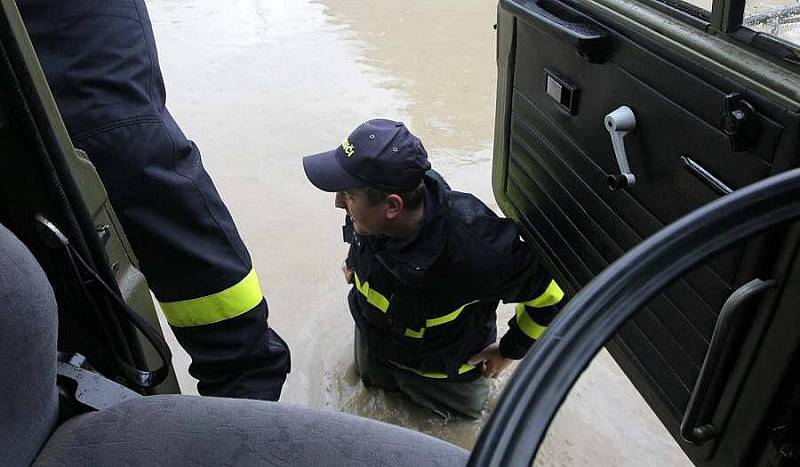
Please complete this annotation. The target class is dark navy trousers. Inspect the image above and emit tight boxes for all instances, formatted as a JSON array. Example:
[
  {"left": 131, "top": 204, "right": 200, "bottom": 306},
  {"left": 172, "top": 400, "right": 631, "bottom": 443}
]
[{"left": 19, "top": 0, "right": 290, "bottom": 400}]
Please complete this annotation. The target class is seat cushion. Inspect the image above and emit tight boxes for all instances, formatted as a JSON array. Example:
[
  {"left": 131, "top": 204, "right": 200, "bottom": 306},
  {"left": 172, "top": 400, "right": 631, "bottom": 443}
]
[
  {"left": 0, "top": 224, "right": 59, "bottom": 466},
  {"left": 34, "top": 395, "right": 469, "bottom": 466}
]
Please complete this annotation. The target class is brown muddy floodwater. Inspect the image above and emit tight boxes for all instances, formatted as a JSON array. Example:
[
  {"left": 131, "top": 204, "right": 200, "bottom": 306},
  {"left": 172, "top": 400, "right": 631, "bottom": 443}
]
[{"left": 148, "top": 0, "right": 692, "bottom": 463}]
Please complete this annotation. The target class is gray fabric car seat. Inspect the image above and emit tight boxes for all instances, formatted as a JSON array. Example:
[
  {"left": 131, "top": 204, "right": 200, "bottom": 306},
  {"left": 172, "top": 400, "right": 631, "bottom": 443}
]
[
  {"left": 0, "top": 223, "right": 469, "bottom": 466},
  {"left": 0, "top": 224, "right": 60, "bottom": 466},
  {"left": 34, "top": 396, "right": 468, "bottom": 467}
]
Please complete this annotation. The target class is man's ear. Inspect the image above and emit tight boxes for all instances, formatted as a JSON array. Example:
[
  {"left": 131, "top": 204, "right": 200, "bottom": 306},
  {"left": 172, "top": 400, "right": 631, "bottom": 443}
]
[{"left": 385, "top": 194, "right": 404, "bottom": 219}]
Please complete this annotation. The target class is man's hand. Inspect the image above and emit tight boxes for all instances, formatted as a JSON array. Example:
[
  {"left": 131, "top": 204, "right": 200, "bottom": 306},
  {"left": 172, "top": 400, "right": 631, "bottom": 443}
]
[
  {"left": 342, "top": 261, "right": 354, "bottom": 284},
  {"left": 467, "top": 343, "right": 512, "bottom": 378}
]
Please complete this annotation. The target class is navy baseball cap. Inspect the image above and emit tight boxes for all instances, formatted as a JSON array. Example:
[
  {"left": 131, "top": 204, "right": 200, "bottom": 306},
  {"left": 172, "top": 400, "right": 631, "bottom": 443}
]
[{"left": 303, "top": 119, "right": 431, "bottom": 192}]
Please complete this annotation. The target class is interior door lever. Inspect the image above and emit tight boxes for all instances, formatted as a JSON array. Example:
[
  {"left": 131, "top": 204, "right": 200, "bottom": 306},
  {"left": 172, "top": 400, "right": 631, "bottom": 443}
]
[
  {"left": 680, "top": 278, "right": 776, "bottom": 445},
  {"left": 604, "top": 106, "right": 636, "bottom": 190}
]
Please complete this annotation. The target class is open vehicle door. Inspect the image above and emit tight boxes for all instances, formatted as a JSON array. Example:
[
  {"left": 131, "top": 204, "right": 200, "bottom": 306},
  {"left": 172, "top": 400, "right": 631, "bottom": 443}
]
[
  {"left": 0, "top": 0, "right": 179, "bottom": 395},
  {"left": 473, "top": 164, "right": 800, "bottom": 467},
  {"left": 485, "top": 0, "right": 799, "bottom": 464}
]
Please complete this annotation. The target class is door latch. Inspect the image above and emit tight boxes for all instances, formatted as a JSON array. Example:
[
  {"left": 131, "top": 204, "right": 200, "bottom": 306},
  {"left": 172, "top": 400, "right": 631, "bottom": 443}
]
[
  {"left": 604, "top": 106, "right": 636, "bottom": 190},
  {"left": 722, "top": 93, "right": 760, "bottom": 152}
]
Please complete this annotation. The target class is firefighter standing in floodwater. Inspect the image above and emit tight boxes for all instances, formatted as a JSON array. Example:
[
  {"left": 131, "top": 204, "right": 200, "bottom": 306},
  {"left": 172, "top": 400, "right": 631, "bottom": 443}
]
[{"left": 303, "top": 119, "right": 565, "bottom": 418}]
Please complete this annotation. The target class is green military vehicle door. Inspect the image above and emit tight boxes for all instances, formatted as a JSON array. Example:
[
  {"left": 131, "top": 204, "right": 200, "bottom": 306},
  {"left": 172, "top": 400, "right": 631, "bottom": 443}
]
[{"left": 491, "top": 0, "right": 799, "bottom": 464}]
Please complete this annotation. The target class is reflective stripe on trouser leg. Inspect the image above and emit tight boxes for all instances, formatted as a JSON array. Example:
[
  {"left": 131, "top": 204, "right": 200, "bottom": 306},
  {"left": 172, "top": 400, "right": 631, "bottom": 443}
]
[
  {"left": 159, "top": 268, "right": 264, "bottom": 327},
  {"left": 172, "top": 298, "right": 290, "bottom": 401}
]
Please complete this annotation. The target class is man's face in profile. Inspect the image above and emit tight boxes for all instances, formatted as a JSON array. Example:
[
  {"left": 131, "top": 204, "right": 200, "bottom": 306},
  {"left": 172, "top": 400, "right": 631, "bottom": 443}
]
[{"left": 335, "top": 190, "right": 387, "bottom": 236}]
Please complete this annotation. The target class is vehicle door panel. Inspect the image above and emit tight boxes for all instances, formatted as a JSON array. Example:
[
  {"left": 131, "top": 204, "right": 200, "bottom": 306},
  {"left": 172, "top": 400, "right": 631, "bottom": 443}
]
[{"left": 493, "top": 0, "right": 799, "bottom": 463}]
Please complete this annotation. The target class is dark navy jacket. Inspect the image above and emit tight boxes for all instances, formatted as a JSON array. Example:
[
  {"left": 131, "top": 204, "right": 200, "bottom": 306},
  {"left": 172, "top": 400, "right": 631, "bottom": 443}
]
[{"left": 346, "top": 172, "right": 563, "bottom": 381}]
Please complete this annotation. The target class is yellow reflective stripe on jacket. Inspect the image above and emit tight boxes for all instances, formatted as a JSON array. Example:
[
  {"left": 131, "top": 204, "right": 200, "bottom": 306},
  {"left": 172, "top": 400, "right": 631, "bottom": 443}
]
[
  {"left": 160, "top": 268, "right": 263, "bottom": 327},
  {"left": 353, "top": 272, "right": 390, "bottom": 312},
  {"left": 515, "top": 303, "right": 548, "bottom": 339},
  {"left": 426, "top": 300, "right": 479, "bottom": 327},
  {"left": 389, "top": 360, "right": 475, "bottom": 379},
  {"left": 403, "top": 300, "right": 480, "bottom": 339},
  {"left": 523, "top": 280, "right": 564, "bottom": 308}
]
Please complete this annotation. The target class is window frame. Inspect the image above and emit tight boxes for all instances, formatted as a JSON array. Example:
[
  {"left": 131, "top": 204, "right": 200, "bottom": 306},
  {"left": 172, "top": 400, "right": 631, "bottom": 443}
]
[{"left": 634, "top": 0, "right": 800, "bottom": 64}]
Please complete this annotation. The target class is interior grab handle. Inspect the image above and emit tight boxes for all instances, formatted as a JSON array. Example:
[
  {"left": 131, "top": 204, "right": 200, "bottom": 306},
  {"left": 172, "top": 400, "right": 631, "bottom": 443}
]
[
  {"left": 500, "top": 0, "right": 610, "bottom": 63},
  {"left": 680, "top": 278, "right": 776, "bottom": 445},
  {"left": 604, "top": 106, "right": 636, "bottom": 190}
]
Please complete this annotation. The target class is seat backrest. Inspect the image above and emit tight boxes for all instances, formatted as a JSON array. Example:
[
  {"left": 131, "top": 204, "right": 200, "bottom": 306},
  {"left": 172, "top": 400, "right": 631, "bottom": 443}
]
[{"left": 0, "top": 223, "right": 59, "bottom": 466}]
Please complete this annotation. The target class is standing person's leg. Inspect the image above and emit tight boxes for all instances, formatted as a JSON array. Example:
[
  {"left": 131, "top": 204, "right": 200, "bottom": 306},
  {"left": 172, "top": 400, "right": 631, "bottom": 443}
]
[
  {"left": 19, "top": 0, "right": 290, "bottom": 400},
  {"left": 75, "top": 111, "right": 291, "bottom": 400},
  {"left": 353, "top": 327, "right": 398, "bottom": 390},
  {"left": 355, "top": 328, "right": 488, "bottom": 418},
  {"left": 395, "top": 373, "right": 490, "bottom": 419}
]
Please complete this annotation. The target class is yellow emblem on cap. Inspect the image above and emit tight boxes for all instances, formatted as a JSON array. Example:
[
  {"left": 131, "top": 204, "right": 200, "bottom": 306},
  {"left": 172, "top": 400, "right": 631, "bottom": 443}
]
[{"left": 342, "top": 138, "right": 355, "bottom": 157}]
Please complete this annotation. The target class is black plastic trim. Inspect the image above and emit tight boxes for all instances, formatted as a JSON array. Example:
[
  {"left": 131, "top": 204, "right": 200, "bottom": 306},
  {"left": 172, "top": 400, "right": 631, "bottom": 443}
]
[
  {"left": 639, "top": 0, "right": 711, "bottom": 29},
  {"left": 680, "top": 278, "right": 775, "bottom": 445},
  {"left": 501, "top": 0, "right": 610, "bottom": 63},
  {"left": 730, "top": 26, "right": 800, "bottom": 68}
]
